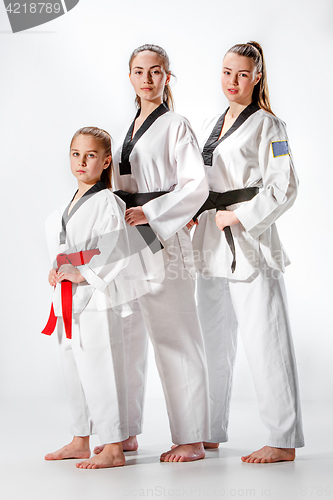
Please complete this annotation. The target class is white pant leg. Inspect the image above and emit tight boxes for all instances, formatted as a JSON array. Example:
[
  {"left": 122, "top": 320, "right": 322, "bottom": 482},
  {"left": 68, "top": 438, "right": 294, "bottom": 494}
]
[
  {"left": 229, "top": 257, "right": 304, "bottom": 448},
  {"left": 135, "top": 239, "right": 210, "bottom": 445},
  {"left": 58, "top": 309, "right": 129, "bottom": 444},
  {"left": 122, "top": 298, "right": 148, "bottom": 436},
  {"left": 196, "top": 274, "right": 238, "bottom": 443}
]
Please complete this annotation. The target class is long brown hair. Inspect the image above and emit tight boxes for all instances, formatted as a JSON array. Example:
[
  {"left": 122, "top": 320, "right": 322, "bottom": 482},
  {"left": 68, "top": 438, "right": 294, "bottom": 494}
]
[
  {"left": 226, "top": 41, "right": 274, "bottom": 115},
  {"left": 129, "top": 44, "right": 175, "bottom": 111},
  {"left": 70, "top": 127, "right": 113, "bottom": 188}
]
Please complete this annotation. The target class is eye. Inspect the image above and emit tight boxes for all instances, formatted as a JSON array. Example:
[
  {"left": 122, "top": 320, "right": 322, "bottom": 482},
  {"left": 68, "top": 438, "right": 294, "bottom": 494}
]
[
  {"left": 240, "top": 73, "right": 248, "bottom": 78},
  {"left": 224, "top": 70, "right": 230, "bottom": 75},
  {"left": 152, "top": 70, "right": 160, "bottom": 74},
  {"left": 88, "top": 153, "right": 96, "bottom": 158},
  {"left": 72, "top": 152, "right": 79, "bottom": 157},
  {"left": 135, "top": 70, "right": 142, "bottom": 75}
]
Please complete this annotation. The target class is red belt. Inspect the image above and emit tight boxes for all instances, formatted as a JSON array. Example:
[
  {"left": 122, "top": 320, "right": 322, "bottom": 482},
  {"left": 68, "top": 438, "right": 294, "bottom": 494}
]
[{"left": 42, "top": 249, "right": 100, "bottom": 339}]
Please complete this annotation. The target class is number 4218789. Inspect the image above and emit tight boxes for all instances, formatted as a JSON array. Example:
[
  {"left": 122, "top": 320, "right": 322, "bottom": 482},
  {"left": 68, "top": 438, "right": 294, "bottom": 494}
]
[{"left": 6, "top": 3, "right": 61, "bottom": 14}]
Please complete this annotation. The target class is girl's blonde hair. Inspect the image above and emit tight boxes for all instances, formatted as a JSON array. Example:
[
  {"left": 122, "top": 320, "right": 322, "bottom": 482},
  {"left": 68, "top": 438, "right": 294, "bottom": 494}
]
[
  {"left": 70, "top": 127, "right": 113, "bottom": 188},
  {"left": 129, "top": 44, "right": 175, "bottom": 111},
  {"left": 226, "top": 41, "right": 274, "bottom": 115}
]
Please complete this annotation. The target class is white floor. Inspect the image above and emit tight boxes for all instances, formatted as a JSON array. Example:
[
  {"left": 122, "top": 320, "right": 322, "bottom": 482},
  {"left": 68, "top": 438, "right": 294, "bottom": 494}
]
[{"left": 0, "top": 397, "right": 332, "bottom": 500}]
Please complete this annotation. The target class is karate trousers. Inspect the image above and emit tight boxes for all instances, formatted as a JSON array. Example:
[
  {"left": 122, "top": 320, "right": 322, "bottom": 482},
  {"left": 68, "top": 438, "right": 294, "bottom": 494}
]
[
  {"left": 196, "top": 256, "right": 304, "bottom": 448},
  {"left": 123, "top": 232, "right": 210, "bottom": 445},
  {"left": 57, "top": 308, "right": 129, "bottom": 444}
]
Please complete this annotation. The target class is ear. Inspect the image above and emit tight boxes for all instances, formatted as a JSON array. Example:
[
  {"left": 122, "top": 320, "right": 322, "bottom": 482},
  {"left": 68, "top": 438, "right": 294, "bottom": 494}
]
[
  {"left": 103, "top": 155, "right": 112, "bottom": 169},
  {"left": 165, "top": 73, "right": 171, "bottom": 85},
  {"left": 255, "top": 72, "right": 262, "bottom": 85}
]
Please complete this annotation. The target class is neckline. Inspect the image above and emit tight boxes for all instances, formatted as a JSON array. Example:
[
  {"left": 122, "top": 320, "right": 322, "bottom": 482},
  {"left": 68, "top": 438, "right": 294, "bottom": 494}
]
[
  {"left": 202, "top": 102, "right": 260, "bottom": 166},
  {"left": 119, "top": 102, "right": 169, "bottom": 176},
  {"left": 59, "top": 181, "right": 107, "bottom": 245}
]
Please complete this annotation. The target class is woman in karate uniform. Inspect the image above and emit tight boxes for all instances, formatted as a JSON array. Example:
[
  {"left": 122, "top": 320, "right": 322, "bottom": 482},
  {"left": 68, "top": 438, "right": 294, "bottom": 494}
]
[
  {"left": 96, "top": 44, "right": 210, "bottom": 462},
  {"left": 43, "top": 127, "right": 131, "bottom": 469},
  {"left": 192, "top": 41, "right": 304, "bottom": 463}
]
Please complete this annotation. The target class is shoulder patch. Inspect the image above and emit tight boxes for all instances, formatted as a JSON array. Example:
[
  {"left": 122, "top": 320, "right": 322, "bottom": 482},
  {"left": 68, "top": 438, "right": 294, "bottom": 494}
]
[{"left": 271, "top": 140, "right": 289, "bottom": 158}]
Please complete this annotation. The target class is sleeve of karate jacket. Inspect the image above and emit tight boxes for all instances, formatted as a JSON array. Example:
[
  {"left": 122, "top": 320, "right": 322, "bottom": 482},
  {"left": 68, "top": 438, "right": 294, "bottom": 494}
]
[
  {"left": 141, "top": 119, "right": 209, "bottom": 241},
  {"left": 78, "top": 194, "right": 129, "bottom": 292},
  {"left": 234, "top": 115, "right": 299, "bottom": 240}
]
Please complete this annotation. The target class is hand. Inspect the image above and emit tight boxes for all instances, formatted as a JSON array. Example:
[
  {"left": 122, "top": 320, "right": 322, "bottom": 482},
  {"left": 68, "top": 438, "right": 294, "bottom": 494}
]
[
  {"left": 48, "top": 268, "right": 58, "bottom": 286},
  {"left": 186, "top": 219, "right": 199, "bottom": 230},
  {"left": 57, "top": 264, "right": 85, "bottom": 284},
  {"left": 215, "top": 210, "right": 239, "bottom": 231},
  {"left": 125, "top": 206, "right": 148, "bottom": 226}
]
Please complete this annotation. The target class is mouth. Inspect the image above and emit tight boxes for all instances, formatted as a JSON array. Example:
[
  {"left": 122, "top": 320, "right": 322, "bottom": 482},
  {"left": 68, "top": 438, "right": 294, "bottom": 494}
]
[
  {"left": 141, "top": 87, "right": 153, "bottom": 91},
  {"left": 228, "top": 88, "right": 238, "bottom": 94},
  {"left": 77, "top": 170, "right": 86, "bottom": 173}
]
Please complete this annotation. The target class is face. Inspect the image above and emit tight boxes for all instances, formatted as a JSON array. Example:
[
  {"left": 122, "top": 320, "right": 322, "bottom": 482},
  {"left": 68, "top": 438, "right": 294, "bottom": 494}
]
[
  {"left": 221, "top": 52, "right": 261, "bottom": 106},
  {"left": 70, "top": 135, "right": 111, "bottom": 189},
  {"left": 129, "top": 50, "right": 170, "bottom": 105}
]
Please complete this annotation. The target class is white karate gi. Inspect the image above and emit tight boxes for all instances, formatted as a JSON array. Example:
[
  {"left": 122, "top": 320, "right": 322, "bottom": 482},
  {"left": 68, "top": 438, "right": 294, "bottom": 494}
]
[
  {"left": 192, "top": 108, "right": 304, "bottom": 447},
  {"left": 113, "top": 110, "right": 211, "bottom": 444},
  {"left": 45, "top": 188, "right": 131, "bottom": 444}
]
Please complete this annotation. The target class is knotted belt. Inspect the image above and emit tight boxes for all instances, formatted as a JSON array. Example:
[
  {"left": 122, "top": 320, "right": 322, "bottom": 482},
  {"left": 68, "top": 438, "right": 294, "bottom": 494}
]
[
  {"left": 114, "top": 190, "right": 168, "bottom": 253},
  {"left": 193, "top": 187, "right": 259, "bottom": 273},
  {"left": 42, "top": 249, "right": 100, "bottom": 339}
]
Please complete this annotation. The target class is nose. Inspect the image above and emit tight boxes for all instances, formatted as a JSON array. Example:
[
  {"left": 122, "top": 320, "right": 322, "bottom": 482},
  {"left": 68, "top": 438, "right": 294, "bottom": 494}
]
[
  {"left": 78, "top": 157, "right": 87, "bottom": 166},
  {"left": 230, "top": 73, "right": 238, "bottom": 86},
  {"left": 143, "top": 70, "right": 153, "bottom": 83}
]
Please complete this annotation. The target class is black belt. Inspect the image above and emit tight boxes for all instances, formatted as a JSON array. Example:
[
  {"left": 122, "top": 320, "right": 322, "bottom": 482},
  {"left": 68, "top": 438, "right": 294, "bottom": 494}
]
[
  {"left": 193, "top": 187, "right": 259, "bottom": 273},
  {"left": 114, "top": 190, "right": 168, "bottom": 254}
]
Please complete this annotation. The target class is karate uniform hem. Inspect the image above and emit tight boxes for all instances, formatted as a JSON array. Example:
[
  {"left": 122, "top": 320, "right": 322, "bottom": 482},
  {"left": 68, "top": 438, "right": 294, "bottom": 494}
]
[
  {"left": 129, "top": 425, "right": 142, "bottom": 436},
  {"left": 206, "top": 437, "right": 228, "bottom": 444},
  {"left": 266, "top": 439, "right": 305, "bottom": 449},
  {"left": 171, "top": 432, "right": 211, "bottom": 445},
  {"left": 95, "top": 426, "right": 129, "bottom": 445}
]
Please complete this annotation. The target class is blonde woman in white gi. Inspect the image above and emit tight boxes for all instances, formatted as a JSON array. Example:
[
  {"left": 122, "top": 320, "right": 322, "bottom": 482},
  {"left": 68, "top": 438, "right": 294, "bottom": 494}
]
[
  {"left": 192, "top": 41, "right": 304, "bottom": 463},
  {"left": 94, "top": 44, "right": 210, "bottom": 462},
  {"left": 43, "top": 127, "right": 131, "bottom": 469}
]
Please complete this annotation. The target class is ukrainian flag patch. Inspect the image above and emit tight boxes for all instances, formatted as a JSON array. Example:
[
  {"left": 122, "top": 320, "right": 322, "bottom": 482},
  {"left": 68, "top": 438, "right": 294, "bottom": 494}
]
[{"left": 271, "top": 141, "right": 289, "bottom": 158}]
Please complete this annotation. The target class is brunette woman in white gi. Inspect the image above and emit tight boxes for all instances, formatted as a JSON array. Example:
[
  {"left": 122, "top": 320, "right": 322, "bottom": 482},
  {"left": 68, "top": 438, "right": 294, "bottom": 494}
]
[
  {"left": 192, "top": 42, "right": 304, "bottom": 463},
  {"left": 43, "top": 127, "right": 131, "bottom": 469},
  {"left": 94, "top": 44, "right": 210, "bottom": 462}
]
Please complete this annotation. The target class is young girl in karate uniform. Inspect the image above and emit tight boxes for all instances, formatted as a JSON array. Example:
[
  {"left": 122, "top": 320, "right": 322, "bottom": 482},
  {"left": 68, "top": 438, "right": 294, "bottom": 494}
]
[
  {"left": 95, "top": 44, "right": 210, "bottom": 462},
  {"left": 192, "top": 41, "right": 304, "bottom": 463},
  {"left": 43, "top": 127, "right": 131, "bottom": 469}
]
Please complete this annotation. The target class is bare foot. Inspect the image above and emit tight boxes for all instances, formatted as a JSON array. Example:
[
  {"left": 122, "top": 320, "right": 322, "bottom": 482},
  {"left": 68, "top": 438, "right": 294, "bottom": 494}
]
[
  {"left": 203, "top": 442, "right": 220, "bottom": 449},
  {"left": 76, "top": 443, "right": 125, "bottom": 469},
  {"left": 122, "top": 436, "right": 138, "bottom": 451},
  {"left": 94, "top": 436, "right": 138, "bottom": 455},
  {"left": 241, "top": 446, "right": 296, "bottom": 464},
  {"left": 160, "top": 442, "right": 205, "bottom": 462},
  {"left": 45, "top": 436, "right": 90, "bottom": 461}
]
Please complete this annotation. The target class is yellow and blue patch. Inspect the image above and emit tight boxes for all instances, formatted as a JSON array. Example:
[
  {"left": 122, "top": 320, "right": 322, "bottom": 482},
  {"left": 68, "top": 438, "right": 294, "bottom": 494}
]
[{"left": 271, "top": 140, "right": 289, "bottom": 158}]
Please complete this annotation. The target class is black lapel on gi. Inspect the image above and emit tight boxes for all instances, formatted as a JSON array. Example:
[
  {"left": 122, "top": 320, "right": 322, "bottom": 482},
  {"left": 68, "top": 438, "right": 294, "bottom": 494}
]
[
  {"left": 60, "top": 181, "right": 107, "bottom": 244},
  {"left": 119, "top": 102, "right": 170, "bottom": 175},
  {"left": 202, "top": 102, "right": 260, "bottom": 166}
]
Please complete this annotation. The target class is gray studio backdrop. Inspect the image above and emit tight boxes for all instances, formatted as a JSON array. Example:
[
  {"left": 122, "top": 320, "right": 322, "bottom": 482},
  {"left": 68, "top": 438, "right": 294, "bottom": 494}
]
[{"left": 0, "top": 0, "right": 332, "bottom": 411}]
